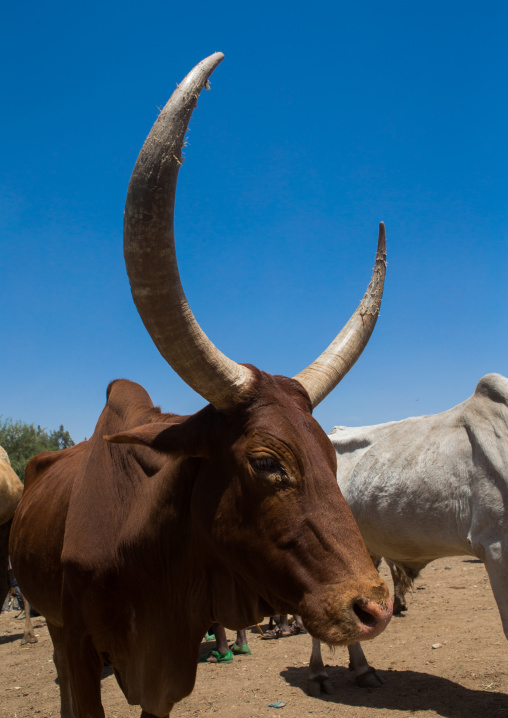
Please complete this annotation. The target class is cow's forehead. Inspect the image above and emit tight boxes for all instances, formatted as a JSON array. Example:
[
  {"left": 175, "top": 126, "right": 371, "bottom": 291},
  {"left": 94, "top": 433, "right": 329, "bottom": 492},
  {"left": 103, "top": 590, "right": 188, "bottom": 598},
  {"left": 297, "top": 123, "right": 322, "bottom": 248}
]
[
  {"left": 243, "top": 376, "right": 312, "bottom": 424},
  {"left": 234, "top": 375, "right": 332, "bottom": 455},
  {"left": 249, "top": 371, "right": 312, "bottom": 408}
]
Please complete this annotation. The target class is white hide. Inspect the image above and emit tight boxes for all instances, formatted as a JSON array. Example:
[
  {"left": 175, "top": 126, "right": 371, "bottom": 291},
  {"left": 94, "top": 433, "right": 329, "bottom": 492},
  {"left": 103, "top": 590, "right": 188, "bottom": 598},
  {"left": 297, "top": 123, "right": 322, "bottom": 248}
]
[
  {"left": 307, "top": 374, "right": 508, "bottom": 696},
  {"left": 331, "top": 374, "right": 508, "bottom": 606}
]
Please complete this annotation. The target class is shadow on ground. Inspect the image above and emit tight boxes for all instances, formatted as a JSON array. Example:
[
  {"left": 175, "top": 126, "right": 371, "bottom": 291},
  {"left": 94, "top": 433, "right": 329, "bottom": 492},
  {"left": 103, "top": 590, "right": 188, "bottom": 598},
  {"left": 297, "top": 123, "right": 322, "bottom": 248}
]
[
  {"left": 0, "top": 631, "right": 26, "bottom": 645},
  {"left": 281, "top": 664, "right": 508, "bottom": 718}
]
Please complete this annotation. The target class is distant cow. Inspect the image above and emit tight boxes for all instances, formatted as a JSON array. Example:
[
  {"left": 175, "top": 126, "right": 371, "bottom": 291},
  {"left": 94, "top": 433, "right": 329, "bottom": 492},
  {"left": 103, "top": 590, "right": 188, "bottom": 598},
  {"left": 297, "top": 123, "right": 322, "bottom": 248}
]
[
  {"left": 11, "top": 53, "right": 392, "bottom": 718},
  {"left": 0, "top": 445, "right": 23, "bottom": 601},
  {"left": 0, "top": 446, "right": 23, "bottom": 526},
  {"left": 0, "top": 447, "right": 37, "bottom": 645},
  {"left": 308, "top": 373, "right": 508, "bottom": 695}
]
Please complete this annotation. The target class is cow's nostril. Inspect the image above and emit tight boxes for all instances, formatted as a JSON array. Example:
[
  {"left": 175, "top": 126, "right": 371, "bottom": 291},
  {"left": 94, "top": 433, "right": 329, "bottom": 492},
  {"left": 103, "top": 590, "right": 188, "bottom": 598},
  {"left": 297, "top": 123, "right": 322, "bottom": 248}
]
[{"left": 353, "top": 602, "right": 377, "bottom": 628}]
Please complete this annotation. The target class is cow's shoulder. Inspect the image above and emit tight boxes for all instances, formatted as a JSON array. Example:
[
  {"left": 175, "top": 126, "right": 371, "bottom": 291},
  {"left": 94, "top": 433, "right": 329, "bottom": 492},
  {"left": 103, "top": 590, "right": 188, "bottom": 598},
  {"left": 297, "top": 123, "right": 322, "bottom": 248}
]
[{"left": 24, "top": 443, "right": 86, "bottom": 491}]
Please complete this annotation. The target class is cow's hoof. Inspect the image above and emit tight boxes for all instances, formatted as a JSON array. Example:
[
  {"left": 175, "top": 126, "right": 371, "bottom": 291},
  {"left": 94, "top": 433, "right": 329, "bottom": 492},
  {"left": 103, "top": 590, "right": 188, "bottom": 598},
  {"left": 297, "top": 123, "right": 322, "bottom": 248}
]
[
  {"left": 355, "top": 667, "right": 383, "bottom": 687},
  {"left": 321, "top": 678, "right": 334, "bottom": 694},
  {"left": 393, "top": 597, "right": 407, "bottom": 615},
  {"left": 21, "top": 635, "right": 38, "bottom": 645},
  {"left": 308, "top": 677, "right": 333, "bottom": 697}
]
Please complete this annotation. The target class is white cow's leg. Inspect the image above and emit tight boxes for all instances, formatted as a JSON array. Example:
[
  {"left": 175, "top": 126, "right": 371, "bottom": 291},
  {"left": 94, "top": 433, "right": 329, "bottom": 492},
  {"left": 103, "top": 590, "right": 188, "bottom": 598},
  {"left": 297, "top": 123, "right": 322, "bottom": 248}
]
[
  {"left": 308, "top": 637, "right": 333, "bottom": 697},
  {"left": 386, "top": 560, "right": 410, "bottom": 614},
  {"left": 386, "top": 560, "right": 424, "bottom": 615},
  {"left": 348, "top": 642, "right": 383, "bottom": 686},
  {"left": 483, "top": 543, "right": 508, "bottom": 640}
]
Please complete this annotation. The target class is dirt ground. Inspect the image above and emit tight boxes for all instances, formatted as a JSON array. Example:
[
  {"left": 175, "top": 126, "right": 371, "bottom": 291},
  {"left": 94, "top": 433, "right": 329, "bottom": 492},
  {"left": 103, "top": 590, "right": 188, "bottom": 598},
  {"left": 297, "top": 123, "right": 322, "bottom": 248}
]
[{"left": 1, "top": 556, "right": 508, "bottom": 718}]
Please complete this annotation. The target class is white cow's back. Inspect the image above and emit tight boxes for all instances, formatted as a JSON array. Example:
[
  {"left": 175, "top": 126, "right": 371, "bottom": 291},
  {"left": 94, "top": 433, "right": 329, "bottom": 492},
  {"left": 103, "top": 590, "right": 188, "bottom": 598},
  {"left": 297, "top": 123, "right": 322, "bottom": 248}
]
[{"left": 329, "top": 374, "right": 508, "bottom": 567}]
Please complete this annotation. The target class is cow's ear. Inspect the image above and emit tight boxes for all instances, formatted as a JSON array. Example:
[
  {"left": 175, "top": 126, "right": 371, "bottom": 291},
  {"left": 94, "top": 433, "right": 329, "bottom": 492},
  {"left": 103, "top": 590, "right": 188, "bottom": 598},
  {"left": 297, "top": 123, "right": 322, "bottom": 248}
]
[{"left": 105, "top": 415, "right": 209, "bottom": 458}]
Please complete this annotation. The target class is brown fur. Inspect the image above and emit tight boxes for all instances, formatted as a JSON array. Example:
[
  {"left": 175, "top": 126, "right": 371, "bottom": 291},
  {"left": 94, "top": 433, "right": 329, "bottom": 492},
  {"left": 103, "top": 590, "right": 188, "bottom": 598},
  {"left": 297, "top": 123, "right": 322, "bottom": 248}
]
[{"left": 11, "top": 374, "right": 389, "bottom": 717}]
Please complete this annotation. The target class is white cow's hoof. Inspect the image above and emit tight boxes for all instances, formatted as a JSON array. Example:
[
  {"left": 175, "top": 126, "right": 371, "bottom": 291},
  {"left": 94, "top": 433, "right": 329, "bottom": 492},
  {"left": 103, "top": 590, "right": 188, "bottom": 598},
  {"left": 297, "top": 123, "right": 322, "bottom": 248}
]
[
  {"left": 355, "top": 667, "right": 384, "bottom": 687},
  {"left": 308, "top": 676, "right": 333, "bottom": 697},
  {"left": 393, "top": 597, "right": 407, "bottom": 614}
]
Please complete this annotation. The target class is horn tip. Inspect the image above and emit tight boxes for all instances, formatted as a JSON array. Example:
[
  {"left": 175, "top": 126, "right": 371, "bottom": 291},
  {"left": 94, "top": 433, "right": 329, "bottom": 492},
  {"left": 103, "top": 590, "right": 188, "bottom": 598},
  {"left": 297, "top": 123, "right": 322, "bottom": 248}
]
[
  {"left": 377, "top": 221, "right": 386, "bottom": 255},
  {"left": 202, "top": 51, "right": 225, "bottom": 71}
]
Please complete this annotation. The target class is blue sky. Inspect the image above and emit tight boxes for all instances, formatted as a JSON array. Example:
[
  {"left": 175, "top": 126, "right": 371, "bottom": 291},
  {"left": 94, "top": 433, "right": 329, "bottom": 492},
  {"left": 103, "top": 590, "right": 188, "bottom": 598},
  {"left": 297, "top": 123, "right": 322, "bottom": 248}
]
[{"left": 2, "top": 1, "right": 507, "bottom": 442}]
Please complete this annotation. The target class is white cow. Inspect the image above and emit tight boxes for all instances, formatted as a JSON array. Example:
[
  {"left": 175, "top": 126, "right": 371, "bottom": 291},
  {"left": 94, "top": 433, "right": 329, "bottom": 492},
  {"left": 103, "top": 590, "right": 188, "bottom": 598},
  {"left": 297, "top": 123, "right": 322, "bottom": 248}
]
[{"left": 309, "top": 373, "right": 508, "bottom": 696}]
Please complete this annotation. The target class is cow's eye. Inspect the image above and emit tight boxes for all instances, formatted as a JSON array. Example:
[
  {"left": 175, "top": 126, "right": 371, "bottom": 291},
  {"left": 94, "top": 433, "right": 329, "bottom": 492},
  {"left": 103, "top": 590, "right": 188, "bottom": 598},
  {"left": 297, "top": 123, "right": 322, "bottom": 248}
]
[
  {"left": 250, "top": 456, "right": 283, "bottom": 474},
  {"left": 248, "top": 456, "right": 295, "bottom": 489}
]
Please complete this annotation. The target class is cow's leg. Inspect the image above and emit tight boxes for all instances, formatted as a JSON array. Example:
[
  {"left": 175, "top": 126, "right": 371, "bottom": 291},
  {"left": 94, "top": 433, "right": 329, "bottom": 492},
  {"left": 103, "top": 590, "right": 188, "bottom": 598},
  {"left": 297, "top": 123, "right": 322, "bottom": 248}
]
[
  {"left": 47, "top": 622, "right": 75, "bottom": 718},
  {"left": 348, "top": 642, "right": 383, "bottom": 686},
  {"left": 307, "top": 637, "right": 333, "bottom": 697},
  {"left": 386, "top": 560, "right": 422, "bottom": 615},
  {"left": 0, "top": 521, "right": 10, "bottom": 608},
  {"left": 61, "top": 618, "right": 105, "bottom": 718},
  {"left": 483, "top": 544, "right": 508, "bottom": 640},
  {"left": 140, "top": 712, "right": 169, "bottom": 718},
  {"left": 371, "top": 554, "right": 412, "bottom": 614},
  {"left": 372, "top": 553, "right": 410, "bottom": 614},
  {"left": 387, "top": 561, "right": 408, "bottom": 613},
  {"left": 20, "top": 597, "right": 38, "bottom": 645}
]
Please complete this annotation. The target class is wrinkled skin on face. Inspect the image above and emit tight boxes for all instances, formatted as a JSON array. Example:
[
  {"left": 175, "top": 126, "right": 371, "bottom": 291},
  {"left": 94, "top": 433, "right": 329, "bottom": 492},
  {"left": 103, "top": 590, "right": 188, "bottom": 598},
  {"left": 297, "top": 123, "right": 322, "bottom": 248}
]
[
  {"left": 184, "top": 370, "right": 391, "bottom": 644},
  {"left": 107, "top": 370, "right": 392, "bottom": 645}
]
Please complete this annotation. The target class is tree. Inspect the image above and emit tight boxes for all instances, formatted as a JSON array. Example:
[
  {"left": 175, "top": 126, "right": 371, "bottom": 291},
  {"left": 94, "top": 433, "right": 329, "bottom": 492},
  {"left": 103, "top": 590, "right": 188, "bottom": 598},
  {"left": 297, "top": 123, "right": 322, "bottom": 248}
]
[{"left": 0, "top": 418, "right": 75, "bottom": 481}]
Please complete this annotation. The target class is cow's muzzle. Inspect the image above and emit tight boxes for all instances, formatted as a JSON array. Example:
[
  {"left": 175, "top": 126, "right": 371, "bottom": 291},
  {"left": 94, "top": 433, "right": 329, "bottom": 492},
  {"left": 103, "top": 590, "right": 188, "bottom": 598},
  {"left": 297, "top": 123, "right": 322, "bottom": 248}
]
[
  {"left": 300, "top": 580, "right": 393, "bottom": 646},
  {"left": 352, "top": 595, "right": 393, "bottom": 641}
]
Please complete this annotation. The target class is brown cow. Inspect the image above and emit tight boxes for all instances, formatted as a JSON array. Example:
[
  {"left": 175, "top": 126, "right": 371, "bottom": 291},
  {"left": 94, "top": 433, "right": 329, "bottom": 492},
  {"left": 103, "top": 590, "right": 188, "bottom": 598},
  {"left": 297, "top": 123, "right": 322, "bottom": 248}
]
[
  {"left": 0, "top": 446, "right": 37, "bottom": 645},
  {"left": 10, "top": 53, "right": 392, "bottom": 718}
]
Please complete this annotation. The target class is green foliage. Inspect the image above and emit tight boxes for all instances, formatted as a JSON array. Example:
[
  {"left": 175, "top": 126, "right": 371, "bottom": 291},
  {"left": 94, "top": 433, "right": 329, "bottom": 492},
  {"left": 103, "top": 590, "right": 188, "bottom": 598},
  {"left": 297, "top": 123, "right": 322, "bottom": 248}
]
[{"left": 0, "top": 418, "right": 74, "bottom": 482}]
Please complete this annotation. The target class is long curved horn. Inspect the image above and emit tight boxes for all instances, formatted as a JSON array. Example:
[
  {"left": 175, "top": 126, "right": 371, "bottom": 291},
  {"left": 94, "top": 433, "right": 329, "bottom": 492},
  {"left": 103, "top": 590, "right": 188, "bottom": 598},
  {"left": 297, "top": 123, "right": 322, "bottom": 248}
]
[
  {"left": 294, "top": 223, "right": 387, "bottom": 408},
  {"left": 124, "top": 53, "right": 255, "bottom": 410}
]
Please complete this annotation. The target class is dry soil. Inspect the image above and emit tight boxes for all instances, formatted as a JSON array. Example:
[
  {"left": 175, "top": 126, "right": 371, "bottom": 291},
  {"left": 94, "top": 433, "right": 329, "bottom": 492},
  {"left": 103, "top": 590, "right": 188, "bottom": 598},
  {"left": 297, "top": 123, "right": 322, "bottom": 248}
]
[{"left": 2, "top": 557, "right": 508, "bottom": 718}]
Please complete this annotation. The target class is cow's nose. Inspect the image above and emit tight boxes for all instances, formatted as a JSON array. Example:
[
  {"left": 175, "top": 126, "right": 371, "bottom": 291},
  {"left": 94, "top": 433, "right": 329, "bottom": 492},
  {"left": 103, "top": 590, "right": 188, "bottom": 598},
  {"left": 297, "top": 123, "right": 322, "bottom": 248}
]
[{"left": 352, "top": 596, "right": 393, "bottom": 640}]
